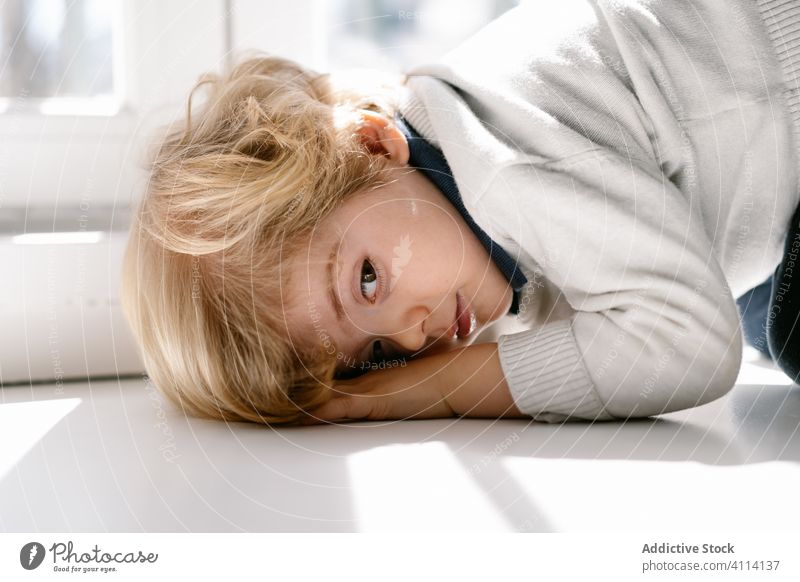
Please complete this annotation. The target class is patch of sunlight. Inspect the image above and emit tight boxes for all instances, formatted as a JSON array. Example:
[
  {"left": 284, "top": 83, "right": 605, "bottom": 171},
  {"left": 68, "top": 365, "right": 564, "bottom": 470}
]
[
  {"left": 346, "top": 441, "right": 510, "bottom": 531},
  {"left": 737, "top": 347, "right": 795, "bottom": 386},
  {"left": 0, "top": 398, "right": 81, "bottom": 480},
  {"left": 503, "top": 456, "right": 800, "bottom": 531}
]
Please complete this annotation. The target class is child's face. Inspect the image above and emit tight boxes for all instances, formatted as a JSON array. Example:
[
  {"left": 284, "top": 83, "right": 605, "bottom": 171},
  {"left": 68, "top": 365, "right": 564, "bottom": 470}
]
[{"left": 284, "top": 159, "right": 513, "bottom": 376}]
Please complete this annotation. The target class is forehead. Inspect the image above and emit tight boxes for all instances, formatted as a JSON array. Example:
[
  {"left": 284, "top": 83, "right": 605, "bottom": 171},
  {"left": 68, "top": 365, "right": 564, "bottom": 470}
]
[
  {"left": 284, "top": 228, "right": 339, "bottom": 314},
  {"left": 282, "top": 223, "right": 348, "bottom": 346},
  {"left": 283, "top": 265, "right": 368, "bottom": 377},
  {"left": 289, "top": 190, "right": 392, "bottom": 283}
]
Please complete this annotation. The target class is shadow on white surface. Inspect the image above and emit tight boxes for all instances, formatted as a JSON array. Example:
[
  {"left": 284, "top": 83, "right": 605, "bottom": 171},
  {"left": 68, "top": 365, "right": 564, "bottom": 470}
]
[{"left": 0, "top": 348, "right": 798, "bottom": 532}]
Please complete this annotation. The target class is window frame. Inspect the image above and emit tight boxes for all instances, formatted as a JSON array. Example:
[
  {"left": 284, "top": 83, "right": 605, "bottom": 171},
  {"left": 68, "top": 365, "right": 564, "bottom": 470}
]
[{"left": 0, "top": 0, "right": 229, "bottom": 209}]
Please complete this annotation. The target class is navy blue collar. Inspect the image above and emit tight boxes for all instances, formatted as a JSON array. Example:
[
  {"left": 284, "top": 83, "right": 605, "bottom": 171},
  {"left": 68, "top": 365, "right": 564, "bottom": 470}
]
[{"left": 393, "top": 113, "right": 527, "bottom": 315}]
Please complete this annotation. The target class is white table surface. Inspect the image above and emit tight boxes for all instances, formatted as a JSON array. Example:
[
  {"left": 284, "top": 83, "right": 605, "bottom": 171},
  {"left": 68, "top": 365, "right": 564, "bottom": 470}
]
[{"left": 1, "top": 347, "right": 798, "bottom": 532}]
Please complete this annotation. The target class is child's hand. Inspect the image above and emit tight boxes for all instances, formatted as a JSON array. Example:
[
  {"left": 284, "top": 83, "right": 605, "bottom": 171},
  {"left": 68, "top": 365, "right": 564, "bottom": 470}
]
[{"left": 299, "top": 358, "right": 456, "bottom": 424}]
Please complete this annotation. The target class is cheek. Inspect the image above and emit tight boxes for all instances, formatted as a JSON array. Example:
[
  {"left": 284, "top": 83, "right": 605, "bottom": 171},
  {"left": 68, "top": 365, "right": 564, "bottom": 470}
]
[
  {"left": 431, "top": 208, "right": 474, "bottom": 255},
  {"left": 363, "top": 208, "right": 471, "bottom": 283},
  {"left": 426, "top": 223, "right": 476, "bottom": 271}
]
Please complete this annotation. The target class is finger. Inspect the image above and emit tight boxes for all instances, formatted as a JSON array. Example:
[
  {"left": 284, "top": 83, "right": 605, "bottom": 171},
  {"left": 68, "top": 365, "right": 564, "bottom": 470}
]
[
  {"left": 303, "top": 396, "right": 363, "bottom": 424},
  {"left": 298, "top": 401, "right": 344, "bottom": 425}
]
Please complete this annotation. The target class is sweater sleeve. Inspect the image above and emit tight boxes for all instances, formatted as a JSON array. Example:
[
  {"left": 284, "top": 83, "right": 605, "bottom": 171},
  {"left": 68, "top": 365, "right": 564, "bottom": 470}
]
[{"left": 484, "top": 154, "right": 744, "bottom": 423}]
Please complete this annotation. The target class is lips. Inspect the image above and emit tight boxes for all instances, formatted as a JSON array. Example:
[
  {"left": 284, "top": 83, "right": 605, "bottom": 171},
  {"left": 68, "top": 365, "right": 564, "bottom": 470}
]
[
  {"left": 456, "top": 292, "right": 472, "bottom": 338},
  {"left": 444, "top": 292, "right": 474, "bottom": 340},
  {"left": 447, "top": 311, "right": 458, "bottom": 339}
]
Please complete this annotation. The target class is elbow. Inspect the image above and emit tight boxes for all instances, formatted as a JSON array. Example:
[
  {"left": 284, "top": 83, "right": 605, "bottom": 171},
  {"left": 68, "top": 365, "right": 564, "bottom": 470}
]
[
  {"left": 663, "top": 311, "right": 744, "bottom": 413},
  {"left": 603, "top": 312, "right": 743, "bottom": 419},
  {"left": 692, "top": 314, "right": 743, "bottom": 408}
]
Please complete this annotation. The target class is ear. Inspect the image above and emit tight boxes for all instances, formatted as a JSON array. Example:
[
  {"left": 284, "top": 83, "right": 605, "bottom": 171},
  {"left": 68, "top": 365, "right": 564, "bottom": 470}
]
[{"left": 354, "top": 109, "right": 410, "bottom": 166}]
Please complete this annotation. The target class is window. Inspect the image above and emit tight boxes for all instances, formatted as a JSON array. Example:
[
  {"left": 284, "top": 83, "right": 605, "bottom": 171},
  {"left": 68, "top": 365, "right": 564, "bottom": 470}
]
[
  {"left": 0, "top": 0, "right": 121, "bottom": 115},
  {"left": 325, "top": 0, "right": 520, "bottom": 71},
  {"left": 0, "top": 0, "right": 227, "bottom": 209}
]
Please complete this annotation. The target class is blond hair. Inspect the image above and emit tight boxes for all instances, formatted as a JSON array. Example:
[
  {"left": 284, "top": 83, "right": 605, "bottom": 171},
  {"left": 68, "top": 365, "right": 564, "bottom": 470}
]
[{"left": 121, "top": 54, "right": 407, "bottom": 424}]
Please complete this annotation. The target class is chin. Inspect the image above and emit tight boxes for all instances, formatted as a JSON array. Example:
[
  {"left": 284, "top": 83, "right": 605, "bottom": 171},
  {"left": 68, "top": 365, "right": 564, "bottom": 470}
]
[{"left": 485, "top": 293, "right": 513, "bottom": 325}]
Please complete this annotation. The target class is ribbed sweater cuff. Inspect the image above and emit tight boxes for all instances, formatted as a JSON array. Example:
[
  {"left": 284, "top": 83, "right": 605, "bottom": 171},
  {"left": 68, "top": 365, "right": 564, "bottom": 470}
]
[
  {"left": 757, "top": 0, "right": 800, "bottom": 190},
  {"left": 497, "top": 319, "right": 615, "bottom": 423}
]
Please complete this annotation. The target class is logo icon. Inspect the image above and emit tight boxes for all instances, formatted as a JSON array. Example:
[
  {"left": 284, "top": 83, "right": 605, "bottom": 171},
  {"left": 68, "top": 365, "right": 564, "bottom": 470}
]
[
  {"left": 390, "top": 234, "right": 413, "bottom": 291},
  {"left": 20, "top": 542, "right": 45, "bottom": 570}
]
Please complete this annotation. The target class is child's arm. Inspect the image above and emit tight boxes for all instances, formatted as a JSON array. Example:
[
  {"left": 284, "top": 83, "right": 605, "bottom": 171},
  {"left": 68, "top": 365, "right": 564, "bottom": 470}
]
[{"left": 299, "top": 343, "right": 528, "bottom": 424}]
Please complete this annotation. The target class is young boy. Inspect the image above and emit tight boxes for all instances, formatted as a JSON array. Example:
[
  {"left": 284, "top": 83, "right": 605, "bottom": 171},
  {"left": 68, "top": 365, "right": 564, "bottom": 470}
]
[{"left": 121, "top": 0, "right": 800, "bottom": 426}]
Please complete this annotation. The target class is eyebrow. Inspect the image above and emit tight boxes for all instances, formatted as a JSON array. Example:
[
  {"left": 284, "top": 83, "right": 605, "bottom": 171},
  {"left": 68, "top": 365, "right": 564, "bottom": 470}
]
[{"left": 326, "top": 241, "right": 346, "bottom": 323}]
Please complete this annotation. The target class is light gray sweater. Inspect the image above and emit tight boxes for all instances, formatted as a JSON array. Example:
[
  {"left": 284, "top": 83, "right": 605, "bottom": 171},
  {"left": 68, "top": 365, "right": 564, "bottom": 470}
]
[{"left": 397, "top": 0, "right": 800, "bottom": 422}]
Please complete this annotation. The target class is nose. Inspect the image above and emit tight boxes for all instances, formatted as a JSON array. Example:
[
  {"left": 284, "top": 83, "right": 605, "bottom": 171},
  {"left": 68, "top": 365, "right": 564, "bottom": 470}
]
[
  {"left": 389, "top": 306, "right": 468, "bottom": 360},
  {"left": 389, "top": 305, "right": 429, "bottom": 354},
  {"left": 378, "top": 305, "right": 430, "bottom": 355}
]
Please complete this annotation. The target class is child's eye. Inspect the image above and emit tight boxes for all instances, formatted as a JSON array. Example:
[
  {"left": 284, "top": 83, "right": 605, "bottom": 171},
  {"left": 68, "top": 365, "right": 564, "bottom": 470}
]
[{"left": 360, "top": 258, "right": 381, "bottom": 303}]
